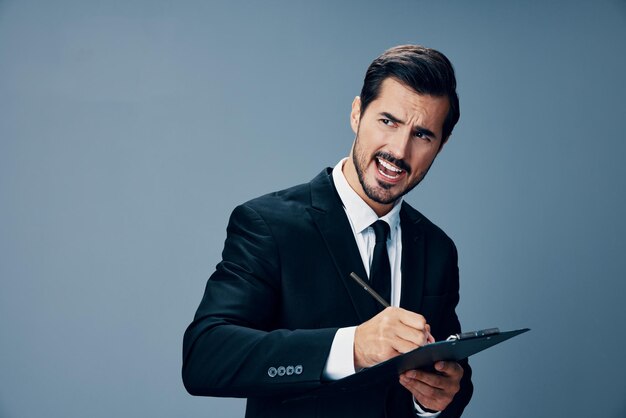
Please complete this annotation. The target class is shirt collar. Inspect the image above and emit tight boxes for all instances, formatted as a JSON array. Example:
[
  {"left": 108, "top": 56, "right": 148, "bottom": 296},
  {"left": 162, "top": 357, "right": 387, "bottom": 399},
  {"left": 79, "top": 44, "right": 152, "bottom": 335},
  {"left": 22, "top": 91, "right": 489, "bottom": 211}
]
[{"left": 332, "top": 158, "right": 403, "bottom": 236}]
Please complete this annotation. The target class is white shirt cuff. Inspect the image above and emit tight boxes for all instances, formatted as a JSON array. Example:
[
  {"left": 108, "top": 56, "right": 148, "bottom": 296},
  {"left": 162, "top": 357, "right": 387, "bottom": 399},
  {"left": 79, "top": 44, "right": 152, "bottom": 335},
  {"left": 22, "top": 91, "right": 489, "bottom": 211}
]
[
  {"left": 413, "top": 397, "right": 442, "bottom": 417},
  {"left": 322, "top": 326, "right": 357, "bottom": 380}
]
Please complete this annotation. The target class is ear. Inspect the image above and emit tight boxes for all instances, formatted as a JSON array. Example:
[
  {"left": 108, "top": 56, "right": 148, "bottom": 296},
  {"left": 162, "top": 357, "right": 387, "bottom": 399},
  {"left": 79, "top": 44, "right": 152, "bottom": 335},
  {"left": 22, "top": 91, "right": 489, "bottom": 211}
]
[{"left": 350, "top": 96, "right": 362, "bottom": 134}]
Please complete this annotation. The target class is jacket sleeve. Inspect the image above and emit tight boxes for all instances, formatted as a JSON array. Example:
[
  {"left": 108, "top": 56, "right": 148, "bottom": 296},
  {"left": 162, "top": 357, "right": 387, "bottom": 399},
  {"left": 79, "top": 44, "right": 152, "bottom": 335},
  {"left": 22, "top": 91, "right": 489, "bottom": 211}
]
[
  {"left": 182, "top": 203, "right": 338, "bottom": 398},
  {"left": 438, "top": 242, "right": 473, "bottom": 418}
]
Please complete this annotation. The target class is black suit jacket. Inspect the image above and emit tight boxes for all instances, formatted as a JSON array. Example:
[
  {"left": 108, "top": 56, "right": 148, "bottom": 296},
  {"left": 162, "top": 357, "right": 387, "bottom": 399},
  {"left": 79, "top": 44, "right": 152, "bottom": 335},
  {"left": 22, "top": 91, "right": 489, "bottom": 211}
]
[{"left": 183, "top": 168, "right": 472, "bottom": 417}]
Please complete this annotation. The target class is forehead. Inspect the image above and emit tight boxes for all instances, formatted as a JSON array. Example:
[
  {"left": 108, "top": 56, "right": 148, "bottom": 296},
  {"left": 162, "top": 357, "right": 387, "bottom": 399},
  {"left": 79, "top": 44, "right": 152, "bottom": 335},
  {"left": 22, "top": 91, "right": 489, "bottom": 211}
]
[{"left": 368, "top": 77, "right": 449, "bottom": 130}]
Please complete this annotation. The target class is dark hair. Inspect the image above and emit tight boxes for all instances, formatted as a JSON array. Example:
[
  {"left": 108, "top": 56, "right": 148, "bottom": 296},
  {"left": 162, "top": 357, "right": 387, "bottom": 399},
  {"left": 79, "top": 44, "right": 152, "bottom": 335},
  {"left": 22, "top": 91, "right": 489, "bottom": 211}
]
[{"left": 359, "top": 45, "right": 460, "bottom": 142}]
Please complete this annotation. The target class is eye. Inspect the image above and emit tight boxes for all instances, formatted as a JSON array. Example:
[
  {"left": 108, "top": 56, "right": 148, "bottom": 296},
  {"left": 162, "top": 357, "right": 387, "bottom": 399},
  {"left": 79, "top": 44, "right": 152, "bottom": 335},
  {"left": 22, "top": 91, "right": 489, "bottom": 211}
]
[
  {"left": 414, "top": 131, "right": 432, "bottom": 141},
  {"left": 380, "top": 118, "right": 394, "bottom": 126}
]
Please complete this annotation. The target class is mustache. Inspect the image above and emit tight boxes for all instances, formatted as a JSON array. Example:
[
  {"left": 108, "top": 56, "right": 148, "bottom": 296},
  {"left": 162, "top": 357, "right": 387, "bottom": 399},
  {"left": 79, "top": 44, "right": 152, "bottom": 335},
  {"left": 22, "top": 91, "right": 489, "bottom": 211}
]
[{"left": 374, "top": 152, "right": 411, "bottom": 174}]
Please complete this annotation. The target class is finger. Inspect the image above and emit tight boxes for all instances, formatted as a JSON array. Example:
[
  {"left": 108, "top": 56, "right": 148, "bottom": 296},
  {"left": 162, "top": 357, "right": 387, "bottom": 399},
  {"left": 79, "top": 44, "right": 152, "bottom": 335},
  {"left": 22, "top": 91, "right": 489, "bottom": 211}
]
[
  {"left": 435, "top": 361, "right": 446, "bottom": 373},
  {"left": 400, "top": 373, "right": 434, "bottom": 396},
  {"left": 435, "top": 361, "right": 463, "bottom": 377},
  {"left": 426, "top": 324, "right": 435, "bottom": 343},
  {"left": 399, "top": 375, "right": 444, "bottom": 410},
  {"left": 395, "top": 309, "right": 428, "bottom": 330},
  {"left": 396, "top": 311, "right": 434, "bottom": 344},
  {"left": 393, "top": 322, "right": 430, "bottom": 348},
  {"left": 390, "top": 336, "right": 420, "bottom": 354},
  {"left": 403, "top": 369, "right": 447, "bottom": 390},
  {"left": 405, "top": 367, "right": 463, "bottom": 401},
  {"left": 400, "top": 376, "right": 452, "bottom": 411}
]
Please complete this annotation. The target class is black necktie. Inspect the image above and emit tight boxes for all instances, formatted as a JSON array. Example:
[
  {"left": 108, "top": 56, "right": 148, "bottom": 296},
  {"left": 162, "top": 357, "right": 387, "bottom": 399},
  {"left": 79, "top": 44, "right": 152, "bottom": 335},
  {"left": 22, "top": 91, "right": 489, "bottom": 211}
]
[{"left": 370, "top": 220, "right": 391, "bottom": 304}]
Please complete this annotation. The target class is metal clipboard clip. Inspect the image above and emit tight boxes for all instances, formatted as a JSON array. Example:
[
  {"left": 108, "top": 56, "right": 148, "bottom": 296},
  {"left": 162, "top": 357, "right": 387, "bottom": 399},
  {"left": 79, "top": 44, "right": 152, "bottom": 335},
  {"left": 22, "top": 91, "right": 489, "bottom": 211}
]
[{"left": 446, "top": 327, "right": 500, "bottom": 341}]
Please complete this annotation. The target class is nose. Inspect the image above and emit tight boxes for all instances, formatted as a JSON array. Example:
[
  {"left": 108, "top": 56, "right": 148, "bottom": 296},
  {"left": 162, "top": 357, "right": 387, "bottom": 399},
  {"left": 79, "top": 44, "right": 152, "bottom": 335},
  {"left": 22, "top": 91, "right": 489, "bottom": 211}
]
[{"left": 386, "top": 129, "right": 412, "bottom": 160}]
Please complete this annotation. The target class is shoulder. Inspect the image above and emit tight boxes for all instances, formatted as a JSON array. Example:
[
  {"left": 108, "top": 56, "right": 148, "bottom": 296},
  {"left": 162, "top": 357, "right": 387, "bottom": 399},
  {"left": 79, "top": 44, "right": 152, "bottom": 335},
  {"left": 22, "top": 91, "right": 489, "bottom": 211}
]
[
  {"left": 238, "top": 179, "right": 312, "bottom": 220},
  {"left": 401, "top": 201, "right": 456, "bottom": 249},
  {"left": 231, "top": 168, "right": 333, "bottom": 225}
]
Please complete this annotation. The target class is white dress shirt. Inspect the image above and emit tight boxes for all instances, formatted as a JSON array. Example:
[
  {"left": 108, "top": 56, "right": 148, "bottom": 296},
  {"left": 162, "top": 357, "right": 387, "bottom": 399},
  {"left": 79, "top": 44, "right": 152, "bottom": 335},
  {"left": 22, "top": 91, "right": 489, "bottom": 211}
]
[{"left": 323, "top": 158, "right": 440, "bottom": 417}]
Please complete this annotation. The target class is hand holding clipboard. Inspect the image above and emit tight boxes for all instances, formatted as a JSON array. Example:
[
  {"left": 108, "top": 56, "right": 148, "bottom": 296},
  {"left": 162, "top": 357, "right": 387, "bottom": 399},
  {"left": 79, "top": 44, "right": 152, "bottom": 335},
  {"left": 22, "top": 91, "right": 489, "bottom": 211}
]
[{"left": 334, "top": 273, "right": 530, "bottom": 394}]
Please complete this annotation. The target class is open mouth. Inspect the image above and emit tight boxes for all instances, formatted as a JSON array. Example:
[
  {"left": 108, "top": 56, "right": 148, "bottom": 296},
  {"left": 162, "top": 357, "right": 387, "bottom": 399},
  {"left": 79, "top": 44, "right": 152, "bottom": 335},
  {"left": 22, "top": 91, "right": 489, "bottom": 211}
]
[{"left": 376, "top": 157, "right": 404, "bottom": 180}]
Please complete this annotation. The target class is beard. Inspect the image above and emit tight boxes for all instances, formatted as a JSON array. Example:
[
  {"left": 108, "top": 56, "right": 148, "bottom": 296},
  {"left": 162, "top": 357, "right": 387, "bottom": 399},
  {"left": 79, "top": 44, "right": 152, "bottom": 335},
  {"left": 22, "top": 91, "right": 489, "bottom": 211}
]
[{"left": 352, "top": 133, "right": 431, "bottom": 205}]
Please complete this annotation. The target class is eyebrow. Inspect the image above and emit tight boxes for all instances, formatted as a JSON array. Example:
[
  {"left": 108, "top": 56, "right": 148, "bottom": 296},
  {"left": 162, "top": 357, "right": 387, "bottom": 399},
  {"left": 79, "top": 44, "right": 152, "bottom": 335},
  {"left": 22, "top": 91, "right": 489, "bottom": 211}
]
[{"left": 380, "top": 112, "right": 438, "bottom": 139}]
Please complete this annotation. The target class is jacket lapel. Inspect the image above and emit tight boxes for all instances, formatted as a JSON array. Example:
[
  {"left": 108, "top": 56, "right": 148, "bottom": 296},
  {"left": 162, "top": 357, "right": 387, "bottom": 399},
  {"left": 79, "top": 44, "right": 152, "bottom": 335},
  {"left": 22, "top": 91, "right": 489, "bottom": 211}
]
[
  {"left": 399, "top": 202, "right": 426, "bottom": 313},
  {"left": 306, "top": 169, "right": 380, "bottom": 322}
]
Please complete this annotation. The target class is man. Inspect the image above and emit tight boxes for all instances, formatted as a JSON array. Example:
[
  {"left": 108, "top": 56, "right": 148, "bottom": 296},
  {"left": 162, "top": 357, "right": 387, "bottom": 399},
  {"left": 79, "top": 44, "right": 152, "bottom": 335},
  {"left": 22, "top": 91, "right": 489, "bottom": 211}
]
[{"left": 183, "top": 45, "right": 473, "bottom": 417}]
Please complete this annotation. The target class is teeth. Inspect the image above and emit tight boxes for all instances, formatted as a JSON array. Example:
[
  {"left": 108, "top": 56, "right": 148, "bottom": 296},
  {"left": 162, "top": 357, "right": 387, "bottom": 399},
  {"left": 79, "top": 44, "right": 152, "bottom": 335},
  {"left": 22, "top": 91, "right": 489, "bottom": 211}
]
[
  {"left": 376, "top": 158, "right": 401, "bottom": 179},
  {"left": 379, "top": 168, "right": 399, "bottom": 179},
  {"left": 377, "top": 157, "right": 403, "bottom": 173}
]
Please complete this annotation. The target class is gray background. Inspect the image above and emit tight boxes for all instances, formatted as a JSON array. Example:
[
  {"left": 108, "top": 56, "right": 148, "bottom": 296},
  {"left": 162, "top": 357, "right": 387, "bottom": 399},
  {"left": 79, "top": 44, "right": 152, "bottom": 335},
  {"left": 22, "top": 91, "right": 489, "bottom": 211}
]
[{"left": 1, "top": 0, "right": 625, "bottom": 417}]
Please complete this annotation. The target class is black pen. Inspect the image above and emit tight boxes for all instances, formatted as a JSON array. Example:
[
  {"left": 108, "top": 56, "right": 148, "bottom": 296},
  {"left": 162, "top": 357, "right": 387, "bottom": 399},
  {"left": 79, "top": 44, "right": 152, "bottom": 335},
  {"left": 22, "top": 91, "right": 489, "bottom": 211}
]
[{"left": 349, "top": 272, "right": 390, "bottom": 308}]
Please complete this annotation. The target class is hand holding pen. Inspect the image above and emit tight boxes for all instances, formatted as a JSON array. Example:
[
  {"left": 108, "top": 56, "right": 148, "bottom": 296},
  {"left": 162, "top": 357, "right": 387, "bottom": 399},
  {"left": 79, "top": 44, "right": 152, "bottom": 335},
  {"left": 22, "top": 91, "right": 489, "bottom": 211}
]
[{"left": 350, "top": 272, "right": 435, "bottom": 369}]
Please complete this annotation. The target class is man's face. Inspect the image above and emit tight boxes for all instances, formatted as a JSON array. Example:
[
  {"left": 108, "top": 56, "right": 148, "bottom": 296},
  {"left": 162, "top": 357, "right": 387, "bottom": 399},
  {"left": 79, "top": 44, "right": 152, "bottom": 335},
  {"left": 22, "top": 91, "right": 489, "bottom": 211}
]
[{"left": 345, "top": 77, "right": 450, "bottom": 214}]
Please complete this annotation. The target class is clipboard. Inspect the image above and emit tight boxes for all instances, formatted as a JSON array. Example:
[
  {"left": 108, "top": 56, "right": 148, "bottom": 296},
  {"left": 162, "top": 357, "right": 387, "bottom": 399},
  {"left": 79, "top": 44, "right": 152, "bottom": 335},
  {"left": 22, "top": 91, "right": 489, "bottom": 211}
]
[{"left": 301, "top": 327, "right": 529, "bottom": 398}]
